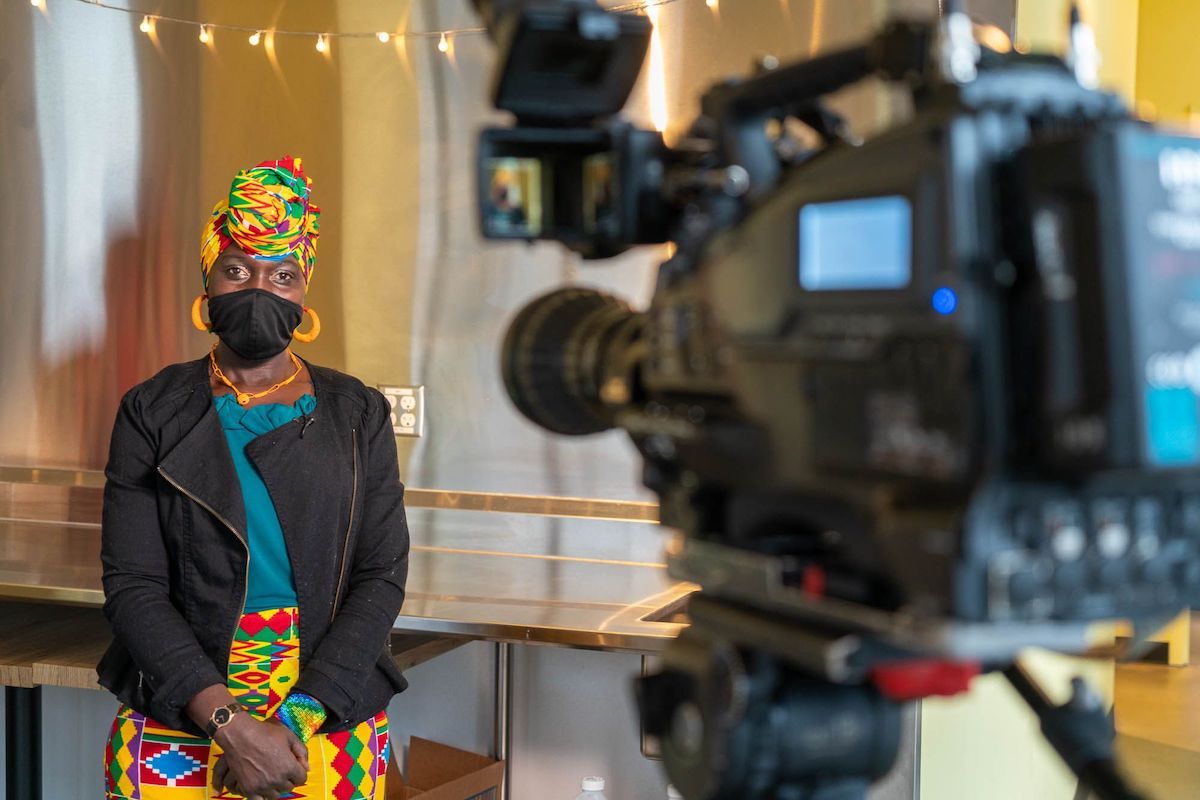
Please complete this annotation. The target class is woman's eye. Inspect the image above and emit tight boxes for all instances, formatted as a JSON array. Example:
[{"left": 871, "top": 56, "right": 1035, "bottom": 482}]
[
  {"left": 274, "top": 272, "right": 295, "bottom": 282},
  {"left": 225, "top": 266, "right": 248, "bottom": 278}
]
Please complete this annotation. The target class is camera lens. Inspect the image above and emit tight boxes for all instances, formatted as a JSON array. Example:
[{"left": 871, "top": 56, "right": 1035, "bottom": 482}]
[{"left": 501, "top": 287, "right": 643, "bottom": 435}]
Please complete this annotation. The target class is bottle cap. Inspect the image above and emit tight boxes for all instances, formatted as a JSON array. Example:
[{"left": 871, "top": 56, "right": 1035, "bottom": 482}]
[
  {"left": 582, "top": 777, "right": 606, "bottom": 791},
  {"left": 668, "top": 786, "right": 684, "bottom": 799}
]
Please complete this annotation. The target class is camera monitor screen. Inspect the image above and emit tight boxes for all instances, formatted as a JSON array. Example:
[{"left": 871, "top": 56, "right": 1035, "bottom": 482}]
[
  {"left": 798, "top": 195, "right": 912, "bottom": 291},
  {"left": 484, "top": 157, "right": 545, "bottom": 238}
]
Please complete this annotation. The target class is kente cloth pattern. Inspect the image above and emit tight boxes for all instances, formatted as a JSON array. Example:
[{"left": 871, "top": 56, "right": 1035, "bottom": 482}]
[
  {"left": 200, "top": 156, "right": 321, "bottom": 289},
  {"left": 104, "top": 607, "right": 389, "bottom": 800}
]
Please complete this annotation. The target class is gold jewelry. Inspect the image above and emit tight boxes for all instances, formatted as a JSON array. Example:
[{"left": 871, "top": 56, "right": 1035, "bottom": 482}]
[
  {"left": 191, "top": 294, "right": 212, "bottom": 332},
  {"left": 292, "top": 306, "right": 321, "bottom": 343},
  {"left": 209, "top": 345, "right": 304, "bottom": 406}
]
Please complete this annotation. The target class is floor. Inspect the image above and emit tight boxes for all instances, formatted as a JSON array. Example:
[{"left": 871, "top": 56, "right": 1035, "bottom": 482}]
[{"left": 1113, "top": 614, "right": 1200, "bottom": 798}]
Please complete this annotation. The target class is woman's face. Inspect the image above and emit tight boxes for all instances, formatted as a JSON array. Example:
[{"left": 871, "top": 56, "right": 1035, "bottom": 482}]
[{"left": 208, "top": 246, "right": 305, "bottom": 305}]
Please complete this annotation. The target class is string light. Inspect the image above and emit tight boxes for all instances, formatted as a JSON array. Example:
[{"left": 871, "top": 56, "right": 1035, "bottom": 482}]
[
  {"left": 706, "top": 0, "right": 718, "bottom": 7},
  {"left": 30, "top": 0, "right": 42, "bottom": 8},
  {"left": 57, "top": 0, "right": 687, "bottom": 55}
]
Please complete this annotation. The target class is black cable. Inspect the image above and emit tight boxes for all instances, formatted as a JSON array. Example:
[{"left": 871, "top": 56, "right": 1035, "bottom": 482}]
[{"left": 1004, "top": 665, "right": 1149, "bottom": 800}]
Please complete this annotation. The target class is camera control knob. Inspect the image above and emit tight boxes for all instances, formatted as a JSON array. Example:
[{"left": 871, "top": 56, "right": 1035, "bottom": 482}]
[
  {"left": 1134, "top": 532, "right": 1161, "bottom": 561},
  {"left": 1051, "top": 524, "right": 1086, "bottom": 562},
  {"left": 1096, "top": 522, "right": 1130, "bottom": 559}
]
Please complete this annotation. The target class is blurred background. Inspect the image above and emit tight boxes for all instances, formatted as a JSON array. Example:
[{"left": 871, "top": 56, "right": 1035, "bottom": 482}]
[{"left": 2, "top": 0, "right": 1199, "bottom": 798}]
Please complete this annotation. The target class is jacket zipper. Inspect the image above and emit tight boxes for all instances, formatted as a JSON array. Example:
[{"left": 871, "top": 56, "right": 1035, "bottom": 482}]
[
  {"left": 157, "top": 465, "right": 250, "bottom": 665},
  {"left": 330, "top": 428, "right": 358, "bottom": 623}
]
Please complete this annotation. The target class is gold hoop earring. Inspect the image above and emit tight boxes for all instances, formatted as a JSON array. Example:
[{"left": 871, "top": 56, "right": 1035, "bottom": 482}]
[
  {"left": 191, "top": 294, "right": 212, "bottom": 332},
  {"left": 292, "top": 306, "right": 321, "bottom": 343}
]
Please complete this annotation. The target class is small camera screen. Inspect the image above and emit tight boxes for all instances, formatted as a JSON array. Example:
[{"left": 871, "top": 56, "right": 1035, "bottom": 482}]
[
  {"left": 798, "top": 195, "right": 912, "bottom": 291},
  {"left": 582, "top": 153, "right": 617, "bottom": 235},
  {"left": 484, "top": 157, "right": 544, "bottom": 238}
]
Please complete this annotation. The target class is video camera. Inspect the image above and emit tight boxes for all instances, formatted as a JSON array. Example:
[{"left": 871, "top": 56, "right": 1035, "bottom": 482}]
[{"left": 472, "top": 1, "right": 1200, "bottom": 797}]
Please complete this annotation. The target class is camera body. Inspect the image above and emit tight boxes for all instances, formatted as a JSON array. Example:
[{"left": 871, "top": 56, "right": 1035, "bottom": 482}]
[
  {"left": 649, "top": 85, "right": 1200, "bottom": 631},
  {"left": 477, "top": 2, "right": 1200, "bottom": 656}
]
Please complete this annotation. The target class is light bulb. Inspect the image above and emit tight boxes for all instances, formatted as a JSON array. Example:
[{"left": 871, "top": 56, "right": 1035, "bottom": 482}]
[
  {"left": 199, "top": 25, "right": 211, "bottom": 44},
  {"left": 706, "top": 0, "right": 718, "bottom": 7},
  {"left": 139, "top": 15, "right": 153, "bottom": 34},
  {"left": 377, "top": 31, "right": 390, "bottom": 43},
  {"left": 248, "top": 30, "right": 262, "bottom": 46},
  {"left": 30, "top": 0, "right": 41, "bottom": 8},
  {"left": 437, "top": 33, "right": 449, "bottom": 53},
  {"left": 315, "top": 34, "right": 328, "bottom": 53}
]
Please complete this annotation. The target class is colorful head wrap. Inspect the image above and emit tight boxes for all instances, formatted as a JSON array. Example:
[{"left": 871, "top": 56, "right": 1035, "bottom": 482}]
[{"left": 200, "top": 156, "right": 320, "bottom": 289}]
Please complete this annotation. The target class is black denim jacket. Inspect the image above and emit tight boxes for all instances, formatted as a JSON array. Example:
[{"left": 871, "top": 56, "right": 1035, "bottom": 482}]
[{"left": 97, "top": 356, "right": 410, "bottom": 736}]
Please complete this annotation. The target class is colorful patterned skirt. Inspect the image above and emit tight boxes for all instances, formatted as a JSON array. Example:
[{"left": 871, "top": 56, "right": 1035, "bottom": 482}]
[{"left": 103, "top": 607, "right": 389, "bottom": 800}]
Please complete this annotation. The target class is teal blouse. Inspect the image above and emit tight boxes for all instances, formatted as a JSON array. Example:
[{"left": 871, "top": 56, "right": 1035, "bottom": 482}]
[{"left": 214, "top": 392, "right": 317, "bottom": 613}]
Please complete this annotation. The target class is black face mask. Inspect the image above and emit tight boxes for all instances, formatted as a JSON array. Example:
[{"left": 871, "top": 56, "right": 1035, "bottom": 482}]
[{"left": 208, "top": 289, "right": 304, "bottom": 360}]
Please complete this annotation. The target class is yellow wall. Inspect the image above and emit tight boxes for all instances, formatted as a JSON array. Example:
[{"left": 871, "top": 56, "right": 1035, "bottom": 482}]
[
  {"left": 1135, "top": 0, "right": 1200, "bottom": 122},
  {"left": 1016, "top": 0, "right": 1140, "bottom": 103},
  {"left": 1015, "top": 0, "right": 1200, "bottom": 122}
]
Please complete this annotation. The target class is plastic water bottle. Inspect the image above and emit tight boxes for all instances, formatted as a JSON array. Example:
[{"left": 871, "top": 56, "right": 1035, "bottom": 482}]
[
  {"left": 668, "top": 786, "right": 683, "bottom": 800},
  {"left": 573, "top": 776, "right": 607, "bottom": 800}
]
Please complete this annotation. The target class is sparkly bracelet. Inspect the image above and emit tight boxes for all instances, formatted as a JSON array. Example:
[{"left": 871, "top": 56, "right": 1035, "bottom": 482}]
[{"left": 274, "top": 692, "right": 327, "bottom": 744}]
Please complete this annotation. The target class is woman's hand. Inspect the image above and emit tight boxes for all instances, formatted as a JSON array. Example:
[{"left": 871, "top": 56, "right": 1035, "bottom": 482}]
[{"left": 210, "top": 715, "right": 309, "bottom": 799}]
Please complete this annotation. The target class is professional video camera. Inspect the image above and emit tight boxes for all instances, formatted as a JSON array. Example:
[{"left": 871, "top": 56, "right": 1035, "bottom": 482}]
[{"left": 472, "top": 1, "right": 1200, "bottom": 797}]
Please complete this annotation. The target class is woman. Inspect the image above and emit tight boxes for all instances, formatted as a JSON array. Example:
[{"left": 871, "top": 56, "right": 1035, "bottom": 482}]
[{"left": 98, "top": 157, "right": 409, "bottom": 800}]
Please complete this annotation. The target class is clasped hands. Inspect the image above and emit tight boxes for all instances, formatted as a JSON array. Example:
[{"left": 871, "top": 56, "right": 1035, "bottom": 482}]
[{"left": 210, "top": 713, "right": 309, "bottom": 800}]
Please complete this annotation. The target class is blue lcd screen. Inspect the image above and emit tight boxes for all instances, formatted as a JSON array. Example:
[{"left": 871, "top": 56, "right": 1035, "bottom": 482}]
[{"left": 798, "top": 195, "right": 912, "bottom": 291}]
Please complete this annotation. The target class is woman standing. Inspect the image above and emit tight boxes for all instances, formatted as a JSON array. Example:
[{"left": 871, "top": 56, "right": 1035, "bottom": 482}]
[{"left": 99, "top": 157, "right": 409, "bottom": 800}]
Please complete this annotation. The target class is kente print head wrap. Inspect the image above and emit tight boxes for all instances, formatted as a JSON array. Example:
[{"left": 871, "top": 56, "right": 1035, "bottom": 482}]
[{"left": 199, "top": 156, "right": 321, "bottom": 289}]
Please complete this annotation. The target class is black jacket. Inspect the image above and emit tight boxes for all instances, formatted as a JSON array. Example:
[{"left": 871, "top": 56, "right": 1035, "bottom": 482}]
[{"left": 97, "top": 356, "right": 410, "bottom": 736}]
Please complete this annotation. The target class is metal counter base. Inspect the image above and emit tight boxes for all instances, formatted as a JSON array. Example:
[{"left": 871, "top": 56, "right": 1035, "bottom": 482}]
[{"left": 6, "top": 686, "right": 40, "bottom": 800}]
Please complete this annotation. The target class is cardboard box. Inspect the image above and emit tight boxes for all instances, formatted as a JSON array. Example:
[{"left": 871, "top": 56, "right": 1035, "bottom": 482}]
[{"left": 387, "top": 736, "right": 505, "bottom": 800}]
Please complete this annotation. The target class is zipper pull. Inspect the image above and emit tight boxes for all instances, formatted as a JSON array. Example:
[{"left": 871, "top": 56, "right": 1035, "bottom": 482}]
[{"left": 300, "top": 416, "right": 315, "bottom": 438}]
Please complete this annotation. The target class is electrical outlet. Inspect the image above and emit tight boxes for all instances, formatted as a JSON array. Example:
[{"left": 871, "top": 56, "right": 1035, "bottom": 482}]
[{"left": 379, "top": 385, "right": 425, "bottom": 437}]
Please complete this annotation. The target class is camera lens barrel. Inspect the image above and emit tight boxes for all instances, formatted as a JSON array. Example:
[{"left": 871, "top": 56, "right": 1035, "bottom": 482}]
[{"left": 501, "top": 287, "right": 643, "bottom": 435}]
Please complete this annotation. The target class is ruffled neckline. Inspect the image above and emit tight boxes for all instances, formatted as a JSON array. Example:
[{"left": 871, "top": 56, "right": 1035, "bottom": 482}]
[{"left": 214, "top": 393, "right": 316, "bottom": 436}]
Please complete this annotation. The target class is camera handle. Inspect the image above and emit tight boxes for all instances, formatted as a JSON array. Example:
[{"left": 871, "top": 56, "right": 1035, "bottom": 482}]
[
  {"left": 699, "top": 20, "right": 937, "bottom": 202},
  {"left": 1003, "top": 663, "right": 1148, "bottom": 800}
]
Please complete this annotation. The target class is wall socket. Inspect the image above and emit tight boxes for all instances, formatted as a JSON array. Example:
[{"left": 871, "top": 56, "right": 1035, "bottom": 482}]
[{"left": 379, "top": 385, "right": 425, "bottom": 437}]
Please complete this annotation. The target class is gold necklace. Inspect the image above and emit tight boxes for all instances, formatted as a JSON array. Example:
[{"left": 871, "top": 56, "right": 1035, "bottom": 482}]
[{"left": 209, "top": 345, "right": 304, "bottom": 406}]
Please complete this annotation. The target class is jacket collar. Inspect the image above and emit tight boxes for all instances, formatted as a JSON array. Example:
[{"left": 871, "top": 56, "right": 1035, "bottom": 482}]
[
  {"left": 156, "top": 353, "right": 329, "bottom": 545},
  {"left": 158, "top": 358, "right": 247, "bottom": 542}
]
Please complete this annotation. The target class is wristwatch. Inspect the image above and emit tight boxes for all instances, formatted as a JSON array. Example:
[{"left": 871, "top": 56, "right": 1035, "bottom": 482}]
[{"left": 205, "top": 702, "right": 243, "bottom": 738}]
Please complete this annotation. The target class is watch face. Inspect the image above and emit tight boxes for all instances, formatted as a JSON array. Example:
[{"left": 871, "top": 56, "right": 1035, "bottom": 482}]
[{"left": 213, "top": 707, "right": 233, "bottom": 726}]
